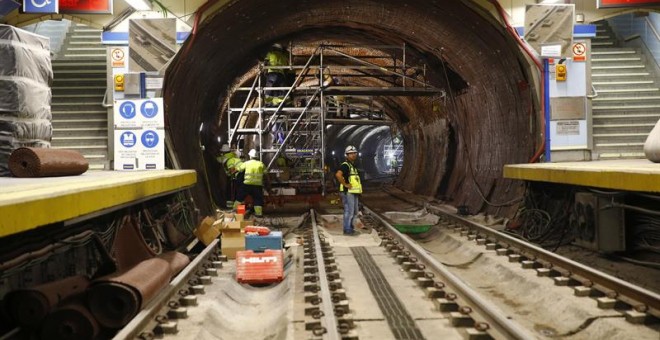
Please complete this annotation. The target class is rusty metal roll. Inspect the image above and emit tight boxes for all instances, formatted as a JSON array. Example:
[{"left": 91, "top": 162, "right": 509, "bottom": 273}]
[
  {"left": 112, "top": 215, "right": 156, "bottom": 272},
  {"left": 8, "top": 147, "right": 88, "bottom": 177},
  {"left": 40, "top": 302, "right": 99, "bottom": 340},
  {"left": 88, "top": 257, "right": 171, "bottom": 329},
  {"left": 3, "top": 275, "right": 90, "bottom": 326},
  {"left": 158, "top": 251, "right": 190, "bottom": 277}
]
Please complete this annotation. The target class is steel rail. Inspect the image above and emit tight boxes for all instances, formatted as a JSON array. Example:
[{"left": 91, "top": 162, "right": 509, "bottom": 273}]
[
  {"left": 427, "top": 204, "right": 660, "bottom": 318},
  {"left": 309, "top": 209, "right": 341, "bottom": 340},
  {"left": 113, "top": 239, "right": 220, "bottom": 340},
  {"left": 363, "top": 205, "right": 536, "bottom": 340}
]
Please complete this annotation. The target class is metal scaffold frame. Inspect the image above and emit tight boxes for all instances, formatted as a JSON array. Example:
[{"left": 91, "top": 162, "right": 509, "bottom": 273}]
[{"left": 226, "top": 43, "right": 443, "bottom": 195}]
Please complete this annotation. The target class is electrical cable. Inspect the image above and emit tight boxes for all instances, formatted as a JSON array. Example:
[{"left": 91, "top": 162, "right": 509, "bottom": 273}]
[{"left": 485, "top": 0, "right": 545, "bottom": 163}]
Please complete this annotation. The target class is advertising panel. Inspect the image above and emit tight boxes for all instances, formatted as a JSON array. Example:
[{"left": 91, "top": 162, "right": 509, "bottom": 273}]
[
  {"left": 60, "top": 0, "right": 112, "bottom": 14},
  {"left": 598, "top": 0, "right": 660, "bottom": 8}
]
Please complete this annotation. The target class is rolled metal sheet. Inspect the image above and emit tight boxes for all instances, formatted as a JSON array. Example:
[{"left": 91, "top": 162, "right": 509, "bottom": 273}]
[
  {"left": 3, "top": 275, "right": 90, "bottom": 326},
  {"left": 88, "top": 257, "right": 171, "bottom": 329},
  {"left": 112, "top": 216, "right": 156, "bottom": 272},
  {"left": 8, "top": 147, "right": 88, "bottom": 177},
  {"left": 40, "top": 302, "right": 99, "bottom": 340},
  {"left": 158, "top": 251, "right": 190, "bottom": 276}
]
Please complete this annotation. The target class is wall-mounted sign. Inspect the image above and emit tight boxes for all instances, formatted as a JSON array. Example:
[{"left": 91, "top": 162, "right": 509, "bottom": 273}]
[
  {"left": 111, "top": 47, "right": 126, "bottom": 68},
  {"left": 598, "top": 0, "right": 660, "bottom": 9},
  {"left": 23, "top": 0, "right": 58, "bottom": 14},
  {"left": 572, "top": 42, "right": 587, "bottom": 62},
  {"left": 60, "top": 0, "right": 112, "bottom": 14}
]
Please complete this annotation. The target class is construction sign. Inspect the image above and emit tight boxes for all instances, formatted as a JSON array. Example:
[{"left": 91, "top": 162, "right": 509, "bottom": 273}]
[{"left": 572, "top": 42, "right": 587, "bottom": 62}]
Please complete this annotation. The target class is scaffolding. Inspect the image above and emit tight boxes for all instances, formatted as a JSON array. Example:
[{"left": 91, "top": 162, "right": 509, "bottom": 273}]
[{"left": 227, "top": 43, "right": 443, "bottom": 195}]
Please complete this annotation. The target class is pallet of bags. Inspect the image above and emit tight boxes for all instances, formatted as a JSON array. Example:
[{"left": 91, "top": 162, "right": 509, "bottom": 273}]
[
  {"left": 0, "top": 24, "right": 52, "bottom": 176},
  {"left": 0, "top": 24, "right": 52, "bottom": 85}
]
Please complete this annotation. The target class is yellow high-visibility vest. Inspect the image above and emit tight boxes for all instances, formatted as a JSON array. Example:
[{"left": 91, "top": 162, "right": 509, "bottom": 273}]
[
  {"left": 265, "top": 49, "right": 288, "bottom": 74},
  {"left": 339, "top": 161, "right": 362, "bottom": 194},
  {"left": 240, "top": 159, "right": 265, "bottom": 186}
]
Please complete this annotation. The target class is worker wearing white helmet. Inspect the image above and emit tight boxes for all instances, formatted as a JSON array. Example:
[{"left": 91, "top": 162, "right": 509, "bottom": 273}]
[
  {"left": 335, "top": 145, "right": 363, "bottom": 235},
  {"left": 234, "top": 149, "right": 271, "bottom": 217}
]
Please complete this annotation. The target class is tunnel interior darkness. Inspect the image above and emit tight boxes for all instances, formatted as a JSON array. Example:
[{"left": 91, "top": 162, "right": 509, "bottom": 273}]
[{"left": 165, "top": 0, "right": 537, "bottom": 217}]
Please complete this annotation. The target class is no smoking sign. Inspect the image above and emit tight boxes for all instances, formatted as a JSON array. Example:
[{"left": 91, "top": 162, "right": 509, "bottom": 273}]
[
  {"left": 572, "top": 42, "right": 587, "bottom": 62},
  {"left": 111, "top": 47, "right": 126, "bottom": 68}
]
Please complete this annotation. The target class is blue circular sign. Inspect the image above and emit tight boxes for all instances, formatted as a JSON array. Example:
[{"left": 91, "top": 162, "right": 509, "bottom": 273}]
[
  {"left": 119, "top": 101, "right": 136, "bottom": 119},
  {"left": 141, "top": 130, "right": 159, "bottom": 148},
  {"left": 120, "top": 131, "right": 136, "bottom": 148},
  {"left": 140, "top": 100, "right": 158, "bottom": 118}
]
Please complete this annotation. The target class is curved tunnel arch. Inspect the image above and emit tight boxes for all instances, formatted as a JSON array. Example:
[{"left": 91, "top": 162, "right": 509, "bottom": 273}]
[{"left": 165, "top": 0, "right": 537, "bottom": 216}]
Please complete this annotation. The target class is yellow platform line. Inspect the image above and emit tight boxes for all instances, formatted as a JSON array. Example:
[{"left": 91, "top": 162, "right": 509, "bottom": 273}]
[
  {"left": 504, "top": 164, "right": 660, "bottom": 193},
  {"left": 0, "top": 170, "right": 197, "bottom": 238}
]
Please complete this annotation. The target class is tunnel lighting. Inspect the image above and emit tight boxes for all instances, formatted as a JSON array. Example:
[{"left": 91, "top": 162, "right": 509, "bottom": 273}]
[
  {"left": 125, "top": 0, "right": 152, "bottom": 11},
  {"left": 332, "top": 151, "right": 335, "bottom": 155}
]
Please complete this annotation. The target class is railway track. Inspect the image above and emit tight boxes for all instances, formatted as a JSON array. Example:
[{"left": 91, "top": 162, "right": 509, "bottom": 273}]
[{"left": 114, "top": 198, "right": 658, "bottom": 339}]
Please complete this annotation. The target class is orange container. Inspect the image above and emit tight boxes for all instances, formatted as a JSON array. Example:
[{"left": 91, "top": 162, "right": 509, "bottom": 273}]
[
  {"left": 236, "top": 249, "right": 284, "bottom": 284},
  {"left": 236, "top": 204, "right": 246, "bottom": 215}
]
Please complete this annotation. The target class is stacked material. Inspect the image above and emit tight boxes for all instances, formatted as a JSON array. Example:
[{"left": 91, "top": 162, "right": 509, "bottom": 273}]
[{"left": 0, "top": 24, "right": 53, "bottom": 176}]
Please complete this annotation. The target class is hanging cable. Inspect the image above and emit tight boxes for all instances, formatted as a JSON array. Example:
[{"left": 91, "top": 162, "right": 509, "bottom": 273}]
[{"left": 486, "top": 0, "right": 545, "bottom": 163}]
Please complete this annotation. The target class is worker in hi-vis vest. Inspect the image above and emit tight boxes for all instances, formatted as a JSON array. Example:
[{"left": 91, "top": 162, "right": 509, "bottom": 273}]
[
  {"left": 217, "top": 144, "right": 243, "bottom": 208},
  {"left": 234, "top": 149, "right": 271, "bottom": 217},
  {"left": 264, "top": 43, "right": 292, "bottom": 106},
  {"left": 335, "top": 145, "right": 363, "bottom": 235}
]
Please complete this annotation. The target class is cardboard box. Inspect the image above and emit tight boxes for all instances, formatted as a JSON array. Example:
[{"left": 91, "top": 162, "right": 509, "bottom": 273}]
[
  {"left": 235, "top": 213, "right": 244, "bottom": 222},
  {"left": 224, "top": 220, "right": 252, "bottom": 231},
  {"left": 221, "top": 234, "right": 245, "bottom": 259},
  {"left": 193, "top": 217, "right": 220, "bottom": 246}
]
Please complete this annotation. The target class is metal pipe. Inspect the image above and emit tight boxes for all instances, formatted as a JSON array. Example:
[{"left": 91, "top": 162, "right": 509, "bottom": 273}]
[
  {"left": 544, "top": 58, "right": 551, "bottom": 162},
  {"left": 363, "top": 205, "right": 536, "bottom": 340},
  {"left": 320, "top": 48, "right": 326, "bottom": 196}
]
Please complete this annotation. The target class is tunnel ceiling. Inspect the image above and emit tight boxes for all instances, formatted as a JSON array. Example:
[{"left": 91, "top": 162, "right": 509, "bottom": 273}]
[{"left": 165, "top": 0, "right": 537, "bottom": 216}]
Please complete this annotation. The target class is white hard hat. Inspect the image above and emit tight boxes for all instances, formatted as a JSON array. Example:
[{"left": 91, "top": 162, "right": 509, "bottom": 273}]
[
  {"left": 345, "top": 145, "right": 358, "bottom": 155},
  {"left": 248, "top": 149, "right": 258, "bottom": 158},
  {"left": 220, "top": 144, "right": 230, "bottom": 152},
  {"left": 272, "top": 43, "right": 283, "bottom": 50}
]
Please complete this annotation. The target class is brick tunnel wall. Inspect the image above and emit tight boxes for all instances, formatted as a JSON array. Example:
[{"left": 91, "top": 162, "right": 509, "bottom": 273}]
[{"left": 164, "top": 0, "right": 537, "bottom": 217}]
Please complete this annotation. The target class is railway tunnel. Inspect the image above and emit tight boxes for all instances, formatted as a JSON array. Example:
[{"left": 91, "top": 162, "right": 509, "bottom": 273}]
[{"left": 164, "top": 0, "right": 538, "bottom": 217}]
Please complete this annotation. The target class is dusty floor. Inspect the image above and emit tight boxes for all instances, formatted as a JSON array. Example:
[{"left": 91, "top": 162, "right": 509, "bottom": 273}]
[{"left": 355, "top": 187, "right": 660, "bottom": 296}]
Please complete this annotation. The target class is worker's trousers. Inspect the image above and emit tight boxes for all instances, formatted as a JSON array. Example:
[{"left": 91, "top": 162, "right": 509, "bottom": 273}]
[{"left": 340, "top": 192, "right": 359, "bottom": 233}]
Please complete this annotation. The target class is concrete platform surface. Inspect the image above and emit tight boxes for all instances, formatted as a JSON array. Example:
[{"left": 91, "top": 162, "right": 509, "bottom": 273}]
[
  {"left": 0, "top": 170, "right": 196, "bottom": 237},
  {"left": 504, "top": 159, "right": 660, "bottom": 192}
]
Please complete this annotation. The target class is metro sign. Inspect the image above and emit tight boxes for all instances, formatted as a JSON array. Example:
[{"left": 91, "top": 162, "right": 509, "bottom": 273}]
[{"left": 23, "top": 0, "right": 58, "bottom": 14}]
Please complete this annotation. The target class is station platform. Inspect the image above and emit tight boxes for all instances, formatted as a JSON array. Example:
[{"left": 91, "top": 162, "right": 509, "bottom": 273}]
[
  {"left": 504, "top": 159, "right": 660, "bottom": 193},
  {"left": 0, "top": 170, "right": 197, "bottom": 238}
]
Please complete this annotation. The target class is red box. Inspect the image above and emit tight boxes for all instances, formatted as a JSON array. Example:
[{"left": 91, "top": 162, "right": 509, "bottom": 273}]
[
  {"left": 245, "top": 226, "right": 271, "bottom": 236},
  {"left": 236, "top": 250, "right": 284, "bottom": 284},
  {"left": 237, "top": 204, "right": 246, "bottom": 215}
]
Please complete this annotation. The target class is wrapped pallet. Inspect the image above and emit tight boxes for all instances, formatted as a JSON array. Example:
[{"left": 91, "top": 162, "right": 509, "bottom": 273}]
[{"left": 0, "top": 24, "right": 53, "bottom": 176}]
